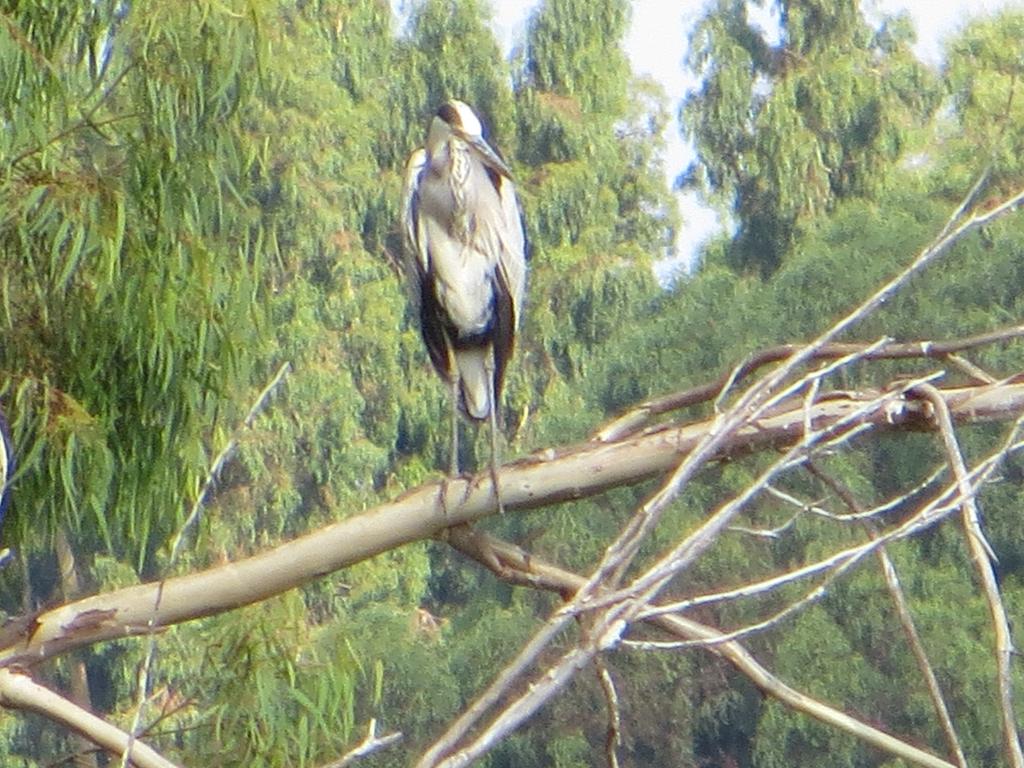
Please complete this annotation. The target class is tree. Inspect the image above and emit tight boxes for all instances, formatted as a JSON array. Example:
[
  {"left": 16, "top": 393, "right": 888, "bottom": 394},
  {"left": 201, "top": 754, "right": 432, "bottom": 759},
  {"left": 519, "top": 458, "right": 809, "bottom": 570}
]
[
  {"left": 682, "top": 0, "right": 939, "bottom": 275},
  {"left": 511, "top": 0, "right": 677, "bottom": 450},
  {"left": 3, "top": 2, "right": 1024, "bottom": 767}
]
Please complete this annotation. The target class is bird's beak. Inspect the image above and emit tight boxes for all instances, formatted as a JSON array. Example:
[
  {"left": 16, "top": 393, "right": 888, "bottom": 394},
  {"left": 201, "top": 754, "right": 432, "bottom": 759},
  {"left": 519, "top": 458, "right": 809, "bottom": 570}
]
[{"left": 460, "top": 131, "right": 513, "bottom": 179}]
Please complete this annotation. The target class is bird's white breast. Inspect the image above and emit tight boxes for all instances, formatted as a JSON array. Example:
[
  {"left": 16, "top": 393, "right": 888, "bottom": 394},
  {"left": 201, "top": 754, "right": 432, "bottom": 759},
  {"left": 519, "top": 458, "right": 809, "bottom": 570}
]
[{"left": 417, "top": 140, "right": 505, "bottom": 338}]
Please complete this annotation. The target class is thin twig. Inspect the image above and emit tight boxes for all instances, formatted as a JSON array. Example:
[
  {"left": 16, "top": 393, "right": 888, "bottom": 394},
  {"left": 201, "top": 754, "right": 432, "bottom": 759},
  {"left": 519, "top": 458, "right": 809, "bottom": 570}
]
[
  {"left": 877, "top": 542, "right": 968, "bottom": 768},
  {"left": 915, "top": 383, "right": 1023, "bottom": 768},
  {"left": 594, "top": 657, "right": 621, "bottom": 768},
  {"left": 319, "top": 718, "right": 403, "bottom": 768},
  {"left": 937, "top": 167, "right": 991, "bottom": 240},
  {"left": 947, "top": 353, "right": 997, "bottom": 384},
  {"left": 123, "top": 363, "right": 291, "bottom": 767}
]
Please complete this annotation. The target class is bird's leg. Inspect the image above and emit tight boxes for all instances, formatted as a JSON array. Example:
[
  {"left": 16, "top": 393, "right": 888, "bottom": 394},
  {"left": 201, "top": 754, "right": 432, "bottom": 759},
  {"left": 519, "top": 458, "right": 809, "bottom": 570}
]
[
  {"left": 489, "top": 403, "right": 504, "bottom": 515},
  {"left": 436, "top": 378, "right": 461, "bottom": 522},
  {"left": 487, "top": 353, "right": 505, "bottom": 515},
  {"left": 449, "top": 377, "right": 460, "bottom": 478}
]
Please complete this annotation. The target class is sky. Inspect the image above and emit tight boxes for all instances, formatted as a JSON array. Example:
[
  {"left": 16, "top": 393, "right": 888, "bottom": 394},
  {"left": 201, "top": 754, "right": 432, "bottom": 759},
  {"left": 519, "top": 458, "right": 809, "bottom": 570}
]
[{"left": 485, "top": 0, "right": 1024, "bottom": 277}]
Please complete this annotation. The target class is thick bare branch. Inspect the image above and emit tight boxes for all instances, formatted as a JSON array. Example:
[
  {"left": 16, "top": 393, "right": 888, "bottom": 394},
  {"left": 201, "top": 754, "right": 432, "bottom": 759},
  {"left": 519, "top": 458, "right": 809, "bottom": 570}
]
[
  {"left": 2, "top": 380, "right": 1022, "bottom": 670},
  {"left": 0, "top": 670, "right": 177, "bottom": 768}
]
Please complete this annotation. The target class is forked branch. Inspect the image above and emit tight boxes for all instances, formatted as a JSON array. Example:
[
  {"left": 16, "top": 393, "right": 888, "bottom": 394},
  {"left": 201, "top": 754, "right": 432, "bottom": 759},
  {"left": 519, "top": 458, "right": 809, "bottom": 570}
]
[{"left": 3, "top": 379, "right": 1021, "bottom": 671}]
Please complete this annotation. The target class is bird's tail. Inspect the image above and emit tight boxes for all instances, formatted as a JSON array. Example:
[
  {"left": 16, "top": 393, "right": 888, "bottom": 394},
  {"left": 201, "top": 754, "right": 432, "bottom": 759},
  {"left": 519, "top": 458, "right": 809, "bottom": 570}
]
[{"left": 455, "top": 346, "right": 491, "bottom": 420}]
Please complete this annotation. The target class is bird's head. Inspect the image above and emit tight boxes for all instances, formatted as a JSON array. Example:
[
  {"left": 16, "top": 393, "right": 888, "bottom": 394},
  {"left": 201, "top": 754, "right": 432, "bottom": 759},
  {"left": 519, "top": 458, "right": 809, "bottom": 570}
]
[
  {"left": 427, "top": 99, "right": 512, "bottom": 178},
  {"left": 437, "top": 100, "right": 483, "bottom": 139}
]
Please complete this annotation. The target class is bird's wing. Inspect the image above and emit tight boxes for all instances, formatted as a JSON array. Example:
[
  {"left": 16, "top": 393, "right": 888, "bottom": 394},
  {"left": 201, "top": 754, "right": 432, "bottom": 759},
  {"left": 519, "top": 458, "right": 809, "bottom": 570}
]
[
  {"left": 477, "top": 168, "right": 527, "bottom": 406},
  {"left": 465, "top": 133, "right": 525, "bottom": 318},
  {"left": 401, "top": 148, "right": 454, "bottom": 381},
  {"left": 494, "top": 175, "right": 527, "bottom": 325},
  {"left": 401, "top": 148, "right": 428, "bottom": 275},
  {"left": 0, "top": 411, "right": 12, "bottom": 521}
]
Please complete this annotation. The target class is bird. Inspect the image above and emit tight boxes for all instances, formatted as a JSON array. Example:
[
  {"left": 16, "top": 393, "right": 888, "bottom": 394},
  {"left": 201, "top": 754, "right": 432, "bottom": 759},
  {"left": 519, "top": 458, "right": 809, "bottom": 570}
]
[{"left": 401, "top": 99, "right": 527, "bottom": 512}]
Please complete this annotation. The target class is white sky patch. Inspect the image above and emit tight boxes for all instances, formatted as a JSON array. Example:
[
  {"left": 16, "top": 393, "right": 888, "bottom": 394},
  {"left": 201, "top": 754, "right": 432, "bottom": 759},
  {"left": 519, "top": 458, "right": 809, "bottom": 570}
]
[
  {"left": 627, "top": 2, "right": 719, "bottom": 279},
  {"left": 868, "top": 0, "right": 1024, "bottom": 67},
  {"left": 489, "top": 0, "right": 534, "bottom": 53}
]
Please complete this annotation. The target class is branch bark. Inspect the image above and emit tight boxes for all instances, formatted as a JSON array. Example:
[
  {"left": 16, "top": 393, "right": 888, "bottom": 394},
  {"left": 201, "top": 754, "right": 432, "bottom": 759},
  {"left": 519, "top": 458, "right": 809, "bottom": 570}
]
[
  {"left": 0, "top": 669, "right": 177, "bottom": 768},
  {"left": 595, "top": 326, "right": 1024, "bottom": 441},
  {"left": 1, "top": 379, "right": 1022, "bottom": 668},
  {"left": 445, "top": 528, "right": 956, "bottom": 768}
]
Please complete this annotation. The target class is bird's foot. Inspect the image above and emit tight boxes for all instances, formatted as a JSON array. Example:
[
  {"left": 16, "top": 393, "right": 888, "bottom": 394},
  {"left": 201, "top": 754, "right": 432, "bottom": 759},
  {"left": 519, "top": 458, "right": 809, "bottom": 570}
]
[{"left": 437, "top": 471, "right": 472, "bottom": 521}]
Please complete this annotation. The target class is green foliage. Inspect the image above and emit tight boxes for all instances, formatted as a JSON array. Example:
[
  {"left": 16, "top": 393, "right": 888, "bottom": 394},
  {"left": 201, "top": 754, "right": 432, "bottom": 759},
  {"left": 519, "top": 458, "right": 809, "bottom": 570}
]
[
  {"left": 944, "top": 11, "right": 1024, "bottom": 192},
  {"left": 0, "top": 0, "right": 267, "bottom": 565},
  {"left": 754, "top": 612, "right": 869, "bottom": 768},
  {"left": 683, "top": 0, "right": 940, "bottom": 274},
  {"left": 1, "top": 0, "right": 1021, "bottom": 766},
  {"left": 159, "top": 595, "right": 362, "bottom": 767},
  {"left": 521, "top": 0, "right": 630, "bottom": 116}
]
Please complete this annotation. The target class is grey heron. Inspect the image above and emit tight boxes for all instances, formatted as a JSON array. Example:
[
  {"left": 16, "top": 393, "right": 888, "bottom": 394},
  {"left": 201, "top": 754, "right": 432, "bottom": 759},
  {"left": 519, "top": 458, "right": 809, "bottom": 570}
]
[{"left": 401, "top": 100, "right": 527, "bottom": 512}]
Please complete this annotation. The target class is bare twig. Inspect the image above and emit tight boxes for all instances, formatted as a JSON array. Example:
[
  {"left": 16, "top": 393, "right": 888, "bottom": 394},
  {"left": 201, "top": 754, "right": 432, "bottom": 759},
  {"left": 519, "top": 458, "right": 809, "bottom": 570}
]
[
  {"left": 594, "top": 324, "right": 1024, "bottom": 442},
  {"left": 447, "top": 530, "right": 955, "bottom": 768},
  {"left": 319, "top": 718, "right": 403, "bottom": 768},
  {"left": 915, "top": 383, "right": 1023, "bottom": 768},
  {"left": 937, "top": 167, "right": 991, "bottom": 240},
  {"left": 947, "top": 353, "right": 997, "bottom": 384},
  {"left": 876, "top": 543, "right": 968, "bottom": 768},
  {"left": 174, "top": 361, "right": 293, "bottom": 556},
  {"left": 806, "top": 463, "right": 968, "bottom": 768},
  {"left": 594, "top": 657, "right": 621, "bottom": 768}
]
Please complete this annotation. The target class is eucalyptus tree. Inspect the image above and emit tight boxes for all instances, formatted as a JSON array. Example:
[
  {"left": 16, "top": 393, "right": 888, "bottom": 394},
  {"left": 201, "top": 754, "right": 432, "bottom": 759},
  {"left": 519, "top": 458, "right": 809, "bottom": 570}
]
[
  {"left": 0, "top": 0, "right": 423, "bottom": 763},
  {"left": 0, "top": 0, "right": 268, "bottom": 569},
  {"left": 682, "top": 0, "right": 939, "bottom": 275},
  {"left": 511, "top": 0, "right": 678, "bottom": 449}
]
